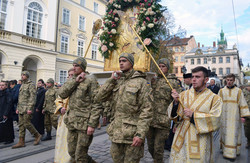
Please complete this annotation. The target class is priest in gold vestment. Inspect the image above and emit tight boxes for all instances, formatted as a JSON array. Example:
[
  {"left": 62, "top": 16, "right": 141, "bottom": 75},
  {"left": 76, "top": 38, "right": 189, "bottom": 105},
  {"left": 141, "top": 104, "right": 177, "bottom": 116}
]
[
  {"left": 219, "top": 73, "right": 250, "bottom": 160},
  {"left": 168, "top": 66, "right": 222, "bottom": 163},
  {"left": 54, "top": 68, "right": 74, "bottom": 163}
]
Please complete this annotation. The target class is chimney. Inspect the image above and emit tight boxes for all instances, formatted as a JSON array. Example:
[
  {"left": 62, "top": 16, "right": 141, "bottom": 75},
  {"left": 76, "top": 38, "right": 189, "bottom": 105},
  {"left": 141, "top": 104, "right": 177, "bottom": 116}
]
[
  {"left": 213, "top": 41, "right": 216, "bottom": 47},
  {"left": 198, "top": 42, "right": 200, "bottom": 48},
  {"left": 202, "top": 44, "right": 204, "bottom": 47}
]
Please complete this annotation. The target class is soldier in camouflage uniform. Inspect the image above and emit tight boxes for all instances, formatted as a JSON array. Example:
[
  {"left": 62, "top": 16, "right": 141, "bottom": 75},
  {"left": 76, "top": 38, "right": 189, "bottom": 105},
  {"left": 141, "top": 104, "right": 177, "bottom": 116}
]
[
  {"left": 243, "top": 85, "right": 250, "bottom": 148},
  {"left": 12, "top": 71, "right": 42, "bottom": 148},
  {"left": 58, "top": 57, "right": 102, "bottom": 163},
  {"left": 42, "top": 78, "right": 58, "bottom": 141},
  {"left": 146, "top": 58, "right": 181, "bottom": 163},
  {"left": 96, "top": 53, "right": 153, "bottom": 163}
]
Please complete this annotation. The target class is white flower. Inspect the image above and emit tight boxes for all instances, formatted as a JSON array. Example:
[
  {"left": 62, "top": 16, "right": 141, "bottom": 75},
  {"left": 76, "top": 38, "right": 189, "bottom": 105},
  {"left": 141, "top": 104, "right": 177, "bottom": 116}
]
[
  {"left": 104, "top": 27, "right": 108, "bottom": 31},
  {"left": 149, "top": 11, "right": 155, "bottom": 15},
  {"left": 109, "top": 42, "right": 114, "bottom": 47},
  {"left": 128, "top": 0, "right": 132, "bottom": 2},
  {"left": 111, "top": 29, "right": 116, "bottom": 34},
  {"left": 123, "top": 0, "right": 127, "bottom": 2},
  {"left": 148, "top": 23, "right": 154, "bottom": 28},
  {"left": 114, "top": 17, "right": 119, "bottom": 22},
  {"left": 136, "top": 0, "right": 140, "bottom": 2},
  {"left": 141, "top": 26, "right": 146, "bottom": 31},
  {"left": 145, "top": 11, "right": 149, "bottom": 15}
]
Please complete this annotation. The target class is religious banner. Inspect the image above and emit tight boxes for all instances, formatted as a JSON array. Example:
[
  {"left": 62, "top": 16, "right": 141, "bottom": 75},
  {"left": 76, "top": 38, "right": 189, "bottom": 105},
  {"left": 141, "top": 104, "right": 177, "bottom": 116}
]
[{"left": 99, "top": 0, "right": 165, "bottom": 72}]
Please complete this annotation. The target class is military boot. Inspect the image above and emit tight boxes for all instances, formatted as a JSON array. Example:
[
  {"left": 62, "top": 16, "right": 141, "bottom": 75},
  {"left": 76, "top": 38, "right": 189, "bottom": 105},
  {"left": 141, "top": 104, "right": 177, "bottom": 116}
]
[
  {"left": 41, "top": 131, "right": 52, "bottom": 141},
  {"left": 12, "top": 137, "right": 25, "bottom": 149},
  {"left": 34, "top": 133, "right": 42, "bottom": 145}
]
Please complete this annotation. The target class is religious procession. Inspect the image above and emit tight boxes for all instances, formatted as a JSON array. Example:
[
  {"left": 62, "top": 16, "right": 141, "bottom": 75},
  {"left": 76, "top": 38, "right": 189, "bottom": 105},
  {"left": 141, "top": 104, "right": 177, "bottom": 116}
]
[{"left": 0, "top": 0, "right": 250, "bottom": 163}]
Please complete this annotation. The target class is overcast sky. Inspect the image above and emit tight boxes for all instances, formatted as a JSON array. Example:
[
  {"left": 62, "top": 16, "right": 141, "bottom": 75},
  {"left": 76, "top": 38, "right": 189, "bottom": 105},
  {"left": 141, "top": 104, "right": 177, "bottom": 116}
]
[{"left": 160, "top": 0, "right": 250, "bottom": 66}]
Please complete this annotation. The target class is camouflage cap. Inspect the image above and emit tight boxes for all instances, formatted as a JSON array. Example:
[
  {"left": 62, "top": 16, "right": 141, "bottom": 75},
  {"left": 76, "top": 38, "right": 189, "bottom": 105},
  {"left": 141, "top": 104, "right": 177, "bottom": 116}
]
[
  {"left": 47, "top": 78, "right": 54, "bottom": 84},
  {"left": 73, "top": 57, "right": 87, "bottom": 71},
  {"left": 158, "top": 58, "right": 170, "bottom": 70},
  {"left": 21, "top": 71, "right": 30, "bottom": 78},
  {"left": 119, "top": 53, "right": 134, "bottom": 66}
]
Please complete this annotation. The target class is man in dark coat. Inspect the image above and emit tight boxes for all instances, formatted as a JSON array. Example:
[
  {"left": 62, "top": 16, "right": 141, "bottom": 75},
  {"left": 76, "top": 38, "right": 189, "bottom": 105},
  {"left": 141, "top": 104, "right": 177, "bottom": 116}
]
[
  {"left": 0, "top": 81, "right": 14, "bottom": 144},
  {"left": 9, "top": 80, "right": 20, "bottom": 122},
  {"left": 32, "top": 79, "right": 46, "bottom": 135},
  {"left": 208, "top": 79, "right": 220, "bottom": 94}
]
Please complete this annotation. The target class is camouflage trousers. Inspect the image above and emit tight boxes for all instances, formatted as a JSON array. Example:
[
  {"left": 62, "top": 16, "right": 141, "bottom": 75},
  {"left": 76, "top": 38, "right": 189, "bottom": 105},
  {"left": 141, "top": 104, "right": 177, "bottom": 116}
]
[
  {"left": 110, "top": 142, "right": 144, "bottom": 163},
  {"left": 67, "top": 130, "right": 94, "bottom": 163},
  {"left": 146, "top": 126, "right": 169, "bottom": 163},
  {"left": 244, "top": 117, "right": 250, "bottom": 142},
  {"left": 44, "top": 113, "right": 58, "bottom": 132},
  {"left": 18, "top": 114, "right": 39, "bottom": 138}
]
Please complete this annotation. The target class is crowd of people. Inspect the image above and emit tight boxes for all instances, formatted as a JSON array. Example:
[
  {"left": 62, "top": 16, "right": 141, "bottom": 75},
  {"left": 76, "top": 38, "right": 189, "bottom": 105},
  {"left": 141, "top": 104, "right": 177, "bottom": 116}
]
[{"left": 0, "top": 53, "right": 249, "bottom": 163}]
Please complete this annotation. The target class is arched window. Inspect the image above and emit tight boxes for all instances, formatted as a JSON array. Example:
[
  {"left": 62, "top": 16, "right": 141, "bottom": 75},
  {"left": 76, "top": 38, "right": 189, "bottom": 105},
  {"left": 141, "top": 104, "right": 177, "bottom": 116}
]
[{"left": 26, "top": 2, "right": 43, "bottom": 38}]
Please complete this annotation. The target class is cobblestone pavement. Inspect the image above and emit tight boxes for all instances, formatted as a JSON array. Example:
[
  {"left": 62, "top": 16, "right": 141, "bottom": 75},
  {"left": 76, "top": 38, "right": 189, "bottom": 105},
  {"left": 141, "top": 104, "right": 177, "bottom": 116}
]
[{"left": 38, "top": 138, "right": 170, "bottom": 163}]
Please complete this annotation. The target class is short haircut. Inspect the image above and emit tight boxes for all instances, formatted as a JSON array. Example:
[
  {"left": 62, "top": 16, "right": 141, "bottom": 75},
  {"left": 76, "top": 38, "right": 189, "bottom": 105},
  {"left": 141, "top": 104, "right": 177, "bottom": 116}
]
[
  {"left": 226, "top": 73, "right": 235, "bottom": 80},
  {"left": 68, "top": 68, "right": 74, "bottom": 73},
  {"left": 210, "top": 79, "right": 215, "bottom": 82},
  {"left": 10, "top": 80, "right": 17, "bottom": 85},
  {"left": 192, "top": 66, "right": 209, "bottom": 77},
  {"left": 38, "top": 79, "right": 45, "bottom": 84}
]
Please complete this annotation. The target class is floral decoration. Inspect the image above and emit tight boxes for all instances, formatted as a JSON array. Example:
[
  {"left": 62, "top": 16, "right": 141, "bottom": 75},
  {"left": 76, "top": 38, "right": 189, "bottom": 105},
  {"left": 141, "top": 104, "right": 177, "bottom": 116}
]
[{"left": 99, "top": 0, "right": 165, "bottom": 58}]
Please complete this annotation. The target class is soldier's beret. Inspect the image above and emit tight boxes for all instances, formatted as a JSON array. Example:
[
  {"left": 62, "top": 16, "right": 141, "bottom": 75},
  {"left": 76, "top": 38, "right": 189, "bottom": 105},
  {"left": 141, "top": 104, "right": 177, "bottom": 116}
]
[
  {"left": 21, "top": 71, "right": 30, "bottom": 78},
  {"left": 73, "top": 57, "right": 87, "bottom": 71},
  {"left": 47, "top": 78, "right": 54, "bottom": 84},
  {"left": 119, "top": 53, "right": 134, "bottom": 66},
  {"left": 183, "top": 73, "right": 192, "bottom": 79},
  {"left": 158, "top": 58, "right": 170, "bottom": 70}
]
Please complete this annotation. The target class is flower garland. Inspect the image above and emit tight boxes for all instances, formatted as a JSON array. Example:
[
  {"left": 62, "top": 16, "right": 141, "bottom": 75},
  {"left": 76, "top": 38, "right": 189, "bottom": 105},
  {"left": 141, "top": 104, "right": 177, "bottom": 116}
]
[{"left": 99, "top": 0, "right": 165, "bottom": 58}]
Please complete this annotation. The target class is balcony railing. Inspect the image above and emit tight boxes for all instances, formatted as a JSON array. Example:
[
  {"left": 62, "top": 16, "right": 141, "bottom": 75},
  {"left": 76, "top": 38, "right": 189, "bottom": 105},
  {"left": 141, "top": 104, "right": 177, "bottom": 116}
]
[
  {"left": 22, "top": 35, "right": 46, "bottom": 47},
  {"left": 0, "top": 30, "right": 11, "bottom": 39}
]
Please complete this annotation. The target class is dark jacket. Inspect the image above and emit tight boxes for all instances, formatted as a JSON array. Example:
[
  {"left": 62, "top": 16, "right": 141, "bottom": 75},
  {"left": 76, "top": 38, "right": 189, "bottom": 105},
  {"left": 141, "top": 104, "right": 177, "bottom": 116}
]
[
  {"left": 208, "top": 85, "right": 220, "bottom": 94},
  {"left": 32, "top": 87, "right": 46, "bottom": 135},
  {"left": 0, "top": 89, "right": 14, "bottom": 142},
  {"left": 0, "top": 89, "right": 12, "bottom": 119},
  {"left": 35, "top": 87, "right": 46, "bottom": 111}
]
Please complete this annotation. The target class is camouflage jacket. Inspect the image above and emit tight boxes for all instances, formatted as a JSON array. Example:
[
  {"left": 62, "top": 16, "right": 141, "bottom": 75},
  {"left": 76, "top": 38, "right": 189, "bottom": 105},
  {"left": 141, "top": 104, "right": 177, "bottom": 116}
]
[
  {"left": 58, "top": 75, "right": 102, "bottom": 131},
  {"left": 150, "top": 74, "right": 182, "bottom": 129},
  {"left": 17, "top": 80, "right": 36, "bottom": 114},
  {"left": 43, "top": 87, "right": 57, "bottom": 113},
  {"left": 96, "top": 70, "right": 153, "bottom": 144}
]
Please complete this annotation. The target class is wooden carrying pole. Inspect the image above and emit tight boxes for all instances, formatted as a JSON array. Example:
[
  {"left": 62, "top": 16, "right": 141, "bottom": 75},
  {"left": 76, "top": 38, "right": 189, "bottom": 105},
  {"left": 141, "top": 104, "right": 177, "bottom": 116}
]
[
  {"left": 126, "top": 17, "right": 185, "bottom": 109},
  {"left": 84, "top": 19, "right": 102, "bottom": 58}
]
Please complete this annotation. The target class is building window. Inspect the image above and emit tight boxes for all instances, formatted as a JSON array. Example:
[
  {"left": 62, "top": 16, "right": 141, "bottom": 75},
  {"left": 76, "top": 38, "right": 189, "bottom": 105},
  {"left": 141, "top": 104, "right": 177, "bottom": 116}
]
[
  {"left": 212, "top": 57, "right": 216, "bottom": 64},
  {"left": 197, "top": 58, "right": 201, "bottom": 64},
  {"left": 191, "top": 59, "right": 194, "bottom": 65},
  {"left": 175, "top": 56, "right": 178, "bottom": 62},
  {"left": 212, "top": 68, "right": 216, "bottom": 73},
  {"left": 181, "top": 47, "right": 185, "bottom": 52},
  {"left": 181, "top": 56, "right": 185, "bottom": 62},
  {"left": 219, "top": 57, "right": 223, "bottom": 63},
  {"left": 174, "top": 67, "right": 178, "bottom": 73},
  {"left": 77, "top": 39, "right": 85, "bottom": 57},
  {"left": 219, "top": 68, "right": 223, "bottom": 75},
  {"left": 94, "top": 2, "right": 98, "bottom": 13},
  {"left": 204, "top": 58, "right": 207, "bottom": 64},
  {"left": 92, "top": 43, "right": 98, "bottom": 60},
  {"left": 0, "top": 0, "right": 7, "bottom": 30},
  {"left": 60, "top": 35, "right": 69, "bottom": 53},
  {"left": 26, "top": 2, "right": 43, "bottom": 38},
  {"left": 62, "top": 8, "right": 70, "bottom": 25},
  {"left": 226, "top": 68, "right": 230, "bottom": 74},
  {"left": 59, "top": 70, "right": 67, "bottom": 84},
  {"left": 175, "top": 47, "right": 179, "bottom": 52},
  {"left": 79, "top": 15, "right": 85, "bottom": 31},
  {"left": 80, "top": 0, "right": 85, "bottom": 7},
  {"left": 226, "top": 57, "right": 230, "bottom": 63}
]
